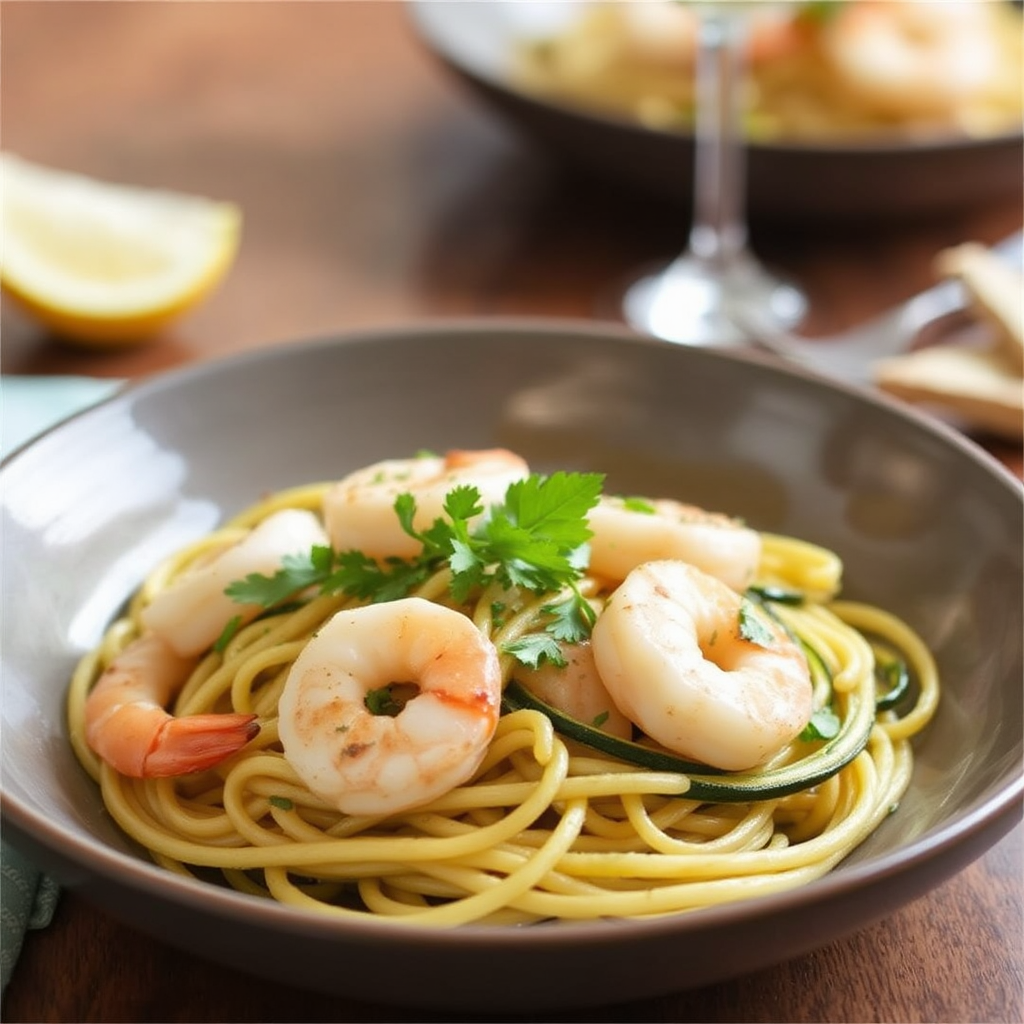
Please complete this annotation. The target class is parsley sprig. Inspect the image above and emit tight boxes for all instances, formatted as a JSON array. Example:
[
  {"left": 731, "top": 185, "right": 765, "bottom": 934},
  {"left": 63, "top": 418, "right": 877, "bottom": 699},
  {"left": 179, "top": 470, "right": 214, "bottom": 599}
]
[
  {"left": 737, "top": 599, "right": 776, "bottom": 649},
  {"left": 223, "top": 471, "right": 604, "bottom": 661}
]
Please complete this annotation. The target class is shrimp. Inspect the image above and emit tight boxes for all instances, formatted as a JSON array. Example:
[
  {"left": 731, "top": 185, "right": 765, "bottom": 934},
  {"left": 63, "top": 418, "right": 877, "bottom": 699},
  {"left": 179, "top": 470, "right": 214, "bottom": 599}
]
[
  {"left": 622, "top": 3, "right": 807, "bottom": 70},
  {"left": 142, "top": 508, "right": 329, "bottom": 657},
  {"left": 747, "top": 7, "right": 813, "bottom": 67},
  {"left": 322, "top": 448, "right": 530, "bottom": 561},
  {"left": 278, "top": 597, "right": 502, "bottom": 816},
  {"left": 620, "top": 2, "right": 698, "bottom": 70},
  {"left": 591, "top": 560, "right": 812, "bottom": 772},
  {"left": 515, "top": 639, "right": 633, "bottom": 740},
  {"left": 822, "top": 1, "right": 1002, "bottom": 120},
  {"left": 86, "top": 508, "right": 326, "bottom": 777},
  {"left": 84, "top": 632, "right": 259, "bottom": 777},
  {"left": 586, "top": 495, "right": 761, "bottom": 592}
]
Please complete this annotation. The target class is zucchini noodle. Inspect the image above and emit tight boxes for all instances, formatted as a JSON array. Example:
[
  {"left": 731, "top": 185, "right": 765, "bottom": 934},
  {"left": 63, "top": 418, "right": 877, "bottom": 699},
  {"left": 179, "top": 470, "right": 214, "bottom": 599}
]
[{"left": 67, "top": 482, "right": 938, "bottom": 926}]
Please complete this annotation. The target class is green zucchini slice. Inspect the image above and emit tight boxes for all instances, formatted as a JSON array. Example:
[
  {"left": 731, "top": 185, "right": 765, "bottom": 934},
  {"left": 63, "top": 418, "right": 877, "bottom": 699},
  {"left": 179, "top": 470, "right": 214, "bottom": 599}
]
[{"left": 501, "top": 676, "right": 874, "bottom": 804}]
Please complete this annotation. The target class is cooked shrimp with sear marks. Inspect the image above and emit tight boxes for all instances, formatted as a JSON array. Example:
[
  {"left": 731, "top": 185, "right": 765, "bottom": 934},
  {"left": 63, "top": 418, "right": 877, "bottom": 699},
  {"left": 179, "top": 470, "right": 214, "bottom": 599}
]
[
  {"left": 278, "top": 597, "right": 503, "bottom": 817},
  {"left": 85, "top": 508, "right": 328, "bottom": 777},
  {"left": 323, "top": 448, "right": 530, "bottom": 560},
  {"left": 515, "top": 637, "right": 632, "bottom": 740},
  {"left": 66, "top": 457, "right": 943, "bottom": 924},
  {"left": 591, "top": 560, "right": 813, "bottom": 772},
  {"left": 822, "top": 0, "right": 1006, "bottom": 121},
  {"left": 83, "top": 632, "right": 259, "bottom": 778},
  {"left": 586, "top": 495, "right": 761, "bottom": 592},
  {"left": 142, "top": 508, "right": 329, "bottom": 657}
]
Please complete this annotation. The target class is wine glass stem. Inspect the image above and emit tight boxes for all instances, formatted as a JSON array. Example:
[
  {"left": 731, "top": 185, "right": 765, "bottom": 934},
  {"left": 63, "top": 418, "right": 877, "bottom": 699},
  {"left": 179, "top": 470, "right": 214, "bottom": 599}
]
[{"left": 688, "top": 9, "right": 749, "bottom": 273}]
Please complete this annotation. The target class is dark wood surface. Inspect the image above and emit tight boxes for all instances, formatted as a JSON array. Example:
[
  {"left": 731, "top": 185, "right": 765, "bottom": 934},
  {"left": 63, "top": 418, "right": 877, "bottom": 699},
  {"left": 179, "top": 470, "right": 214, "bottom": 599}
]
[{"left": 2, "top": 4, "right": 1021, "bottom": 1022}]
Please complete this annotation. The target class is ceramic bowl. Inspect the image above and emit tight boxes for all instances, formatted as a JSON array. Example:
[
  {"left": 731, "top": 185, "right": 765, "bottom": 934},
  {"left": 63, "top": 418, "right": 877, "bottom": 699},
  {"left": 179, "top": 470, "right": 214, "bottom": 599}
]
[
  {"left": 408, "top": 0, "right": 1024, "bottom": 221},
  {"left": 2, "top": 321, "right": 1021, "bottom": 1011}
]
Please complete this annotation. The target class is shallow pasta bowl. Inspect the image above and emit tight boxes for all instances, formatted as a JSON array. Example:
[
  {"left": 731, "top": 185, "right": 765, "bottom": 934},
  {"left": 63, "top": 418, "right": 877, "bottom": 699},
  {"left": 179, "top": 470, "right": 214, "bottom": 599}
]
[{"left": 1, "top": 320, "right": 1021, "bottom": 1011}]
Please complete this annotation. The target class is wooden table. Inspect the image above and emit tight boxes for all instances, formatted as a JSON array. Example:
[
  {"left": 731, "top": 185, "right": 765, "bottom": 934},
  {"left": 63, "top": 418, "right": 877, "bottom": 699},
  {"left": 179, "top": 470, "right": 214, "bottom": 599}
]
[{"left": 2, "top": 4, "right": 1021, "bottom": 1022}]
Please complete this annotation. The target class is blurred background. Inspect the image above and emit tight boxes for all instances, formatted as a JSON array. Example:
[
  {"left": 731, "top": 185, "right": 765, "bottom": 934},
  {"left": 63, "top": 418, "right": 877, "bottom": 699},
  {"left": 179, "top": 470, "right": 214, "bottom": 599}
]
[{"left": 3, "top": 1, "right": 1020, "bottom": 377}]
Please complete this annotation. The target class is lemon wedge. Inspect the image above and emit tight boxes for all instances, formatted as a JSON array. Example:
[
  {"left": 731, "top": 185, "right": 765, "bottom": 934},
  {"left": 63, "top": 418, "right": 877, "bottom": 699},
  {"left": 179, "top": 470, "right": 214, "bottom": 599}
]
[{"left": 1, "top": 153, "right": 241, "bottom": 345}]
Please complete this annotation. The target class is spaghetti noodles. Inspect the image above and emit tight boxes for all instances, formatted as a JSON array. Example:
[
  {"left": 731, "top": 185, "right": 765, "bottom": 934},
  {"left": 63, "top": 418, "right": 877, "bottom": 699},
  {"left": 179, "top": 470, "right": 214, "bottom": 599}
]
[
  {"left": 515, "top": 1, "right": 1024, "bottom": 144},
  {"left": 67, "top": 465, "right": 939, "bottom": 926}
]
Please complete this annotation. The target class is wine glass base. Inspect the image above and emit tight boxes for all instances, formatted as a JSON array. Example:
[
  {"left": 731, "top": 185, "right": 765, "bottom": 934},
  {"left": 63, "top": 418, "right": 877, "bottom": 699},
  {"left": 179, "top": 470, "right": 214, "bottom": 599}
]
[{"left": 622, "top": 253, "right": 807, "bottom": 348}]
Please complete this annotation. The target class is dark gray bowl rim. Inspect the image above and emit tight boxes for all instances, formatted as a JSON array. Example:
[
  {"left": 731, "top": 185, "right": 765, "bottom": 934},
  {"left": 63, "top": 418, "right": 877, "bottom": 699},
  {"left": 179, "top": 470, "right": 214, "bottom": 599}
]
[{"left": 2, "top": 316, "right": 1021, "bottom": 954}]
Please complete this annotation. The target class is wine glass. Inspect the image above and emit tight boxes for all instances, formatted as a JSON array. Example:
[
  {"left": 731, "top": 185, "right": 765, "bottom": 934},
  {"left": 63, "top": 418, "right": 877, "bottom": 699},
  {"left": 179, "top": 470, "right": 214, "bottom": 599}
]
[{"left": 622, "top": 3, "right": 806, "bottom": 347}]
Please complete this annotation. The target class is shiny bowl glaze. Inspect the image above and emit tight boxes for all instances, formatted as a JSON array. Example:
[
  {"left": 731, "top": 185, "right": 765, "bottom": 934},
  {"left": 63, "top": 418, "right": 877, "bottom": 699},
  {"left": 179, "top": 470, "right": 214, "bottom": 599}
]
[{"left": 2, "top": 321, "right": 1021, "bottom": 1011}]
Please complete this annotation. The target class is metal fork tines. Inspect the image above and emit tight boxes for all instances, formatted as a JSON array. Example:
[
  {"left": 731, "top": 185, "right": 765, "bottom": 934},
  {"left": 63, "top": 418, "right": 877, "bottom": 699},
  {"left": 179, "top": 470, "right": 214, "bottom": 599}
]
[{"left": 739, "top": 231, "right": 1023, "bottom": 385}]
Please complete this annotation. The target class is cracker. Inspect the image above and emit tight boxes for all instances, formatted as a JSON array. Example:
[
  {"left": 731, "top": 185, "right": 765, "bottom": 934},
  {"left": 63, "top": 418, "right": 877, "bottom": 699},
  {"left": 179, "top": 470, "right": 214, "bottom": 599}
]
[
  {"left": 935, "top": 242, "right": 1024, "bottom": 373},
  {"left": 874, "top": 344, "right": 1023, "bottom": 441}
]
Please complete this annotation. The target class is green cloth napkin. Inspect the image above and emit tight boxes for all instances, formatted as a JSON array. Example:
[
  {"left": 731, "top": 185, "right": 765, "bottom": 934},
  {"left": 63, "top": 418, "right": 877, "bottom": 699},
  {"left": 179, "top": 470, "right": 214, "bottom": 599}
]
[
  {"left": 1, "top": 373, "right": 123, "bottom": 456},
  {"left": 1, "top": 374, "right": 123, "bottom": 993},
  {"left": 0, "top": 849, "right": 60, "bottom": 991}
]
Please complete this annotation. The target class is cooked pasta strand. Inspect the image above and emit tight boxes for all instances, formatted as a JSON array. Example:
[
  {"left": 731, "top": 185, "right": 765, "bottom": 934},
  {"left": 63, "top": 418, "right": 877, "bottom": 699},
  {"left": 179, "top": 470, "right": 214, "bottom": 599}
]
[{"left": 70, "top": 474, "right": 938, "bottom": 925}]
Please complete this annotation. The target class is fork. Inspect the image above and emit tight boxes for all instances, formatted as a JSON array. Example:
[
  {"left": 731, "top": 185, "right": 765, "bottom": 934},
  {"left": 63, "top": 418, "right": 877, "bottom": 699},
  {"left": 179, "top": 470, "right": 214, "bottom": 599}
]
[{"left": 735, "top": 231, "right": 1023, "bottom": 385}]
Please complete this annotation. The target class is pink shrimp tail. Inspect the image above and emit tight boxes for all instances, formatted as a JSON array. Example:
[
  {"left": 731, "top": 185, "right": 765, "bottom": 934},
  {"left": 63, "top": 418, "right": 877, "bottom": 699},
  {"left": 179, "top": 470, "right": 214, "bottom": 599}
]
[
  {"left": 84, "top": 633, "right": 261, "bottom": 778},
  {"left": 140, "top": 713, "right": 260, "bottom": 777}
]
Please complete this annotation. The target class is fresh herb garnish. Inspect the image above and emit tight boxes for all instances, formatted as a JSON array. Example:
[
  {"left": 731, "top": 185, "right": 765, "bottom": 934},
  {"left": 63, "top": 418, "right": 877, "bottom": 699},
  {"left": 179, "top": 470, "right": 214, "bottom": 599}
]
[
  {"left": 225, "top": 545, "right": 337, "bottom": 606},
  {"left": 747, "top": 584, "right": 805, "bottom": 607},
  {"left": 323, "top": 548, "right": 435, "bottom": 604},
  {"left": 544, "top": 593, "right": 597, "bottom": 640},
  {"left": 365, "top": 685, "right": 403, "bottom": 717},
  {"left": 621, "top": 495, "right": 656, "bottom": 514},
  {"left": 213, "top": 614, "right": 243, "bottom": 654},
  {"left": 222, "top": 470, "right": 604, "bottom": 663},
  {"left": 500, "top": 589, "right": 599, "bottom": 668},
  {"left": 800, "top": 706, "right": 841, "bottom": 742},
  {"left": 268, "top": 795, "right": 294, "bottom": 811},
  {"left": 796, "top": 0, "right": 844, "bottom": 25},
  {"left": 442, "top": 471, "right": 604, "bottom": 599},
  {"left": 502, "top": 632, "right": 565, "bottom": 669},
  {"left": 737, "top": 600, "right": 776, "bottom": 648}
]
